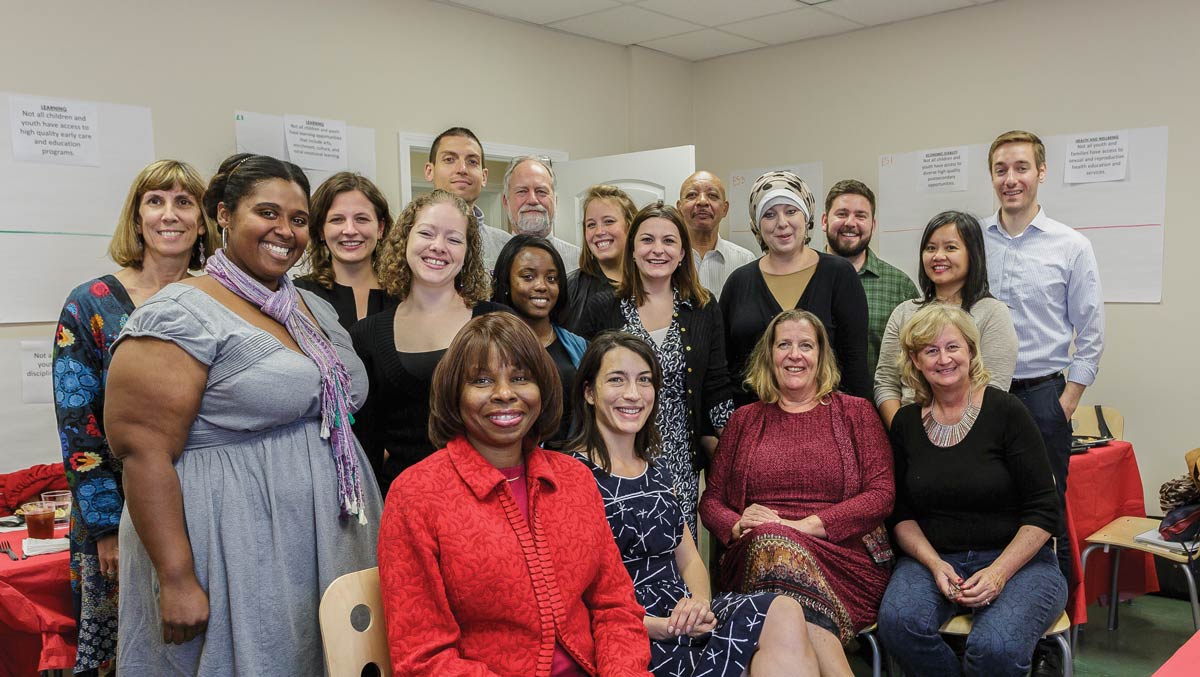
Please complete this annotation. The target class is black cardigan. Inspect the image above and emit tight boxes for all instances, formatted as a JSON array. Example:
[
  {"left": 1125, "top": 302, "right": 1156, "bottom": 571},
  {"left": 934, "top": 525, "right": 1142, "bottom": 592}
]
[
  {"left": 719, "top": 252, "right": 871, "bottom": 403},
  {"left": 294, "top": 277, "right": 398, "bottom": 331},
  {"left": 575, "top": 288, "right": 734, "bottom": 460},
  {"left": 563, "top": 268, "right": 615, "bottom": 334}
]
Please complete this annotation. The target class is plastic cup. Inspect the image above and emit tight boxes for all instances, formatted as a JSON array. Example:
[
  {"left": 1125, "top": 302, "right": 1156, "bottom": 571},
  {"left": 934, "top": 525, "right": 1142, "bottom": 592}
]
[
  {"left": 41, "top": 490, "right": 72, "bottom": 526},
  {"left": 23, "top": 501, "right": 56, "bottom": 539}
]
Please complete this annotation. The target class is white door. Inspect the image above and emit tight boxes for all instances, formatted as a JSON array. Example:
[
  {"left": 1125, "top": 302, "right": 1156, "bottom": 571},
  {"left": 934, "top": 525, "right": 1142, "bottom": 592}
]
[{"left": 553, "top": 145, "right": 696, "bottom": 246}]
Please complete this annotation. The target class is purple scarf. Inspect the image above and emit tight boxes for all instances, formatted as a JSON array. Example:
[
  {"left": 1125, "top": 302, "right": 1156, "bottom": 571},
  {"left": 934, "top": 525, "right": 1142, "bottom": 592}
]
[{"left": 205, "top": 249, "right": 368, "bottom": 524}]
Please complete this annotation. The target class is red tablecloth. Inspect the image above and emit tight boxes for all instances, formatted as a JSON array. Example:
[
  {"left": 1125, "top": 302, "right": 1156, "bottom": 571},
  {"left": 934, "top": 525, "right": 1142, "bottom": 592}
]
[
  {"left": 1154, "top": 630, "right": 1200, "bottom": 676},
  {"left": 1065, "top": 441, "right": 1160, "bottom": 624},
  {"left": 0, "top": 525, "right": 75, "bottom": 676}
]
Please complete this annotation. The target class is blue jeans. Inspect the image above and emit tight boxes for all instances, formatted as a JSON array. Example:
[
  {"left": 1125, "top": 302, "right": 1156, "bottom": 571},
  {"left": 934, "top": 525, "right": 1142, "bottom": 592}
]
[
  {"left": 1012, "top": 375, "right": 1074, "bottom": 580},
  {"left": 878, "top": 547, "right": 1067, "bottom": 677}
]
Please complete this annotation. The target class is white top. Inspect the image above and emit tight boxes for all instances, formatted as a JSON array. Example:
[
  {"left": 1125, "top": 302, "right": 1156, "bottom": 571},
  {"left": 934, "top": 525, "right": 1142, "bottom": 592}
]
[{"left": 693, "top": 237, "right": 758, "bottom": 299}]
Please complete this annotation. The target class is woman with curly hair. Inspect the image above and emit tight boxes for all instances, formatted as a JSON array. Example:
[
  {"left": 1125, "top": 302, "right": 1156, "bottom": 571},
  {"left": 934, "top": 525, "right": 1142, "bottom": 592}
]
[
  {"left": 52, "top": 159, "right": 217, "bottom": 676},
  {"left": 294, "top": 172, "right": 397, "bottom": 330},
  {"left": 350, "top": 189, "right": 510, "bottom": 494}
]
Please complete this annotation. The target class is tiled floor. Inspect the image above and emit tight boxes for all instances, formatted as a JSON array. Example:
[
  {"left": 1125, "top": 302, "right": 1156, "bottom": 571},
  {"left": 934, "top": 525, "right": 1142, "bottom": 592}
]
[{"left": 847, "top": 594, "right": 1196, "bottom": 676}]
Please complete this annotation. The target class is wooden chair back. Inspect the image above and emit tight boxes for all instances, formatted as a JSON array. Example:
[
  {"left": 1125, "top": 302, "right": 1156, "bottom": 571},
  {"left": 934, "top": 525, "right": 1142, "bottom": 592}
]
[{"left": 319, "top": 566, "right": 392, "bottom": 677}]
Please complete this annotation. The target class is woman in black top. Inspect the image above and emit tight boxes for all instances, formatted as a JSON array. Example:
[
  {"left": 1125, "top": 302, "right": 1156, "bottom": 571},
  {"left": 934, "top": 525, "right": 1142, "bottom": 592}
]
[
  {"left": 564, "top": 185, "right": 636, "bottom": 332},
  {"left": 576, "top": 202, "right": 734, "bottom": 538},
  {"left": 351, "top": 189, "right": 508, "bottom": 494},
  {"left": 294, "top": 172, "right": 397, "bottom": 329},
  {"left": 492, "top": 235, "right": 586, "bottom": 447},
  {"left": 877, "top": 304, "right": 1066, "bottom": 677},
  {"left": 720, "top": 171, "right": 870, "bottom": 403}
]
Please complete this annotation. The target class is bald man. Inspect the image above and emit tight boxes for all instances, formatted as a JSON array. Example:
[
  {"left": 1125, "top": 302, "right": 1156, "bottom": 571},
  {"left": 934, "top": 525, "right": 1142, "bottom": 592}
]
[{"left": 677, "top": 171, "right": 757, "bottom": 298}]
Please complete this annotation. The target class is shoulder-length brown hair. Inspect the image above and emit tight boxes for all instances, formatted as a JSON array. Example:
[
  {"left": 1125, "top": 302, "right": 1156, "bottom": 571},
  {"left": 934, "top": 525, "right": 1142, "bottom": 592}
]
[
  {"left": 428, "top": 313, "right": 562, "bottom": 449},
  {"left": 109, "top": 159, "right": 217, "bottom": 271},
  {"left": 616, "top": 201, "right": 710, "bottom": 307},
  {"left": 578, "top": 185, "right": 636, "bottom": 278},
  {"left": 376, "top": 189, "right": 491, "bottom": 304},
  {"left": 744, "top": 309, "right": 840, "bottom": 404},
  {"left": 566, "top": 331, "right": 663, "bottom": 473},
  {"left": 301, "top": 172, "right": 393, "bottom": 289},
  {"left": 899, "top": 304, "right": 991, "bottom": 406}
]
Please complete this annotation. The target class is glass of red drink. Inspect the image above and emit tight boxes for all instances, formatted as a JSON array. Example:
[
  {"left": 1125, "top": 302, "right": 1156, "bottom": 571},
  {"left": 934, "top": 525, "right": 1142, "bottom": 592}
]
[{"left": 23, "top": 501, "right": 57, "bottom": 540}]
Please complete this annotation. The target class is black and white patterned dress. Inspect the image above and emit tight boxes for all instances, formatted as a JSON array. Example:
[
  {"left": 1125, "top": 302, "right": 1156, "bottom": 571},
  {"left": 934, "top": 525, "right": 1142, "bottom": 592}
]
[
  {"left": 617, "top": 295, "right": 732, "bottom": 537},
  {"left": 578, "top": 455, "right": 777, "bottom": 677}
]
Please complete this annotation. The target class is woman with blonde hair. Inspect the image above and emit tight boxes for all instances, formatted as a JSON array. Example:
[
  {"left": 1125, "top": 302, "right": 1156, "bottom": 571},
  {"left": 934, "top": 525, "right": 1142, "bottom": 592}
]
[
  {"left": 350, "top": 189, "right": 509, "bottom": 494},
  {"left": 878, "top": 304, "right": 1065, "bottom": 677},
  {"left": 700, "top": 309, "right": 893, "bottom": 676},
  {"left": 295, "top": 172, "right": 396, "bottom": 329},
  {"left": 52, "top": 159, "right": 217, "bottom": 676},
  {"left": 564, "top": 184, "right": 636, "bottom": 331}
]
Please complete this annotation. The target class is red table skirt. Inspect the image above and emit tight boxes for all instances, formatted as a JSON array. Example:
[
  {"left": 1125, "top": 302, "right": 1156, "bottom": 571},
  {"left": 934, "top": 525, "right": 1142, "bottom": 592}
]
[
  {"left": 1065, "top": 441, "right": 1160, "bottom": 624},
  {"left": 0, "top": 525, "right": 75, "bottom": 675}
]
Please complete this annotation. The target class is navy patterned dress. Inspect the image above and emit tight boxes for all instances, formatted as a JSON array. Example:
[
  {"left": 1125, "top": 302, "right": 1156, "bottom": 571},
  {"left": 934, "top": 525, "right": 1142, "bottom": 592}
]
[
  {"left": 577, "top": 455, "right": 777, "bottom": 677},
  {"left": 52, "top": 275, "right": 133, "bottom": 673}
]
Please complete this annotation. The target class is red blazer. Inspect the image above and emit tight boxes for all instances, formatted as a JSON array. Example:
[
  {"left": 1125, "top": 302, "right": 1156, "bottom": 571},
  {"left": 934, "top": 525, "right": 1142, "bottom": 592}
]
[{"left": 378, "top": 437, "right": 651, "bottom": 677}]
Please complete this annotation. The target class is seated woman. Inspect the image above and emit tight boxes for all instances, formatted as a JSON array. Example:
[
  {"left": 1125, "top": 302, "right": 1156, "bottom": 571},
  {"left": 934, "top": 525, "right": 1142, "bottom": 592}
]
[
  {"left": 563, "top": 184, "right": 635, "bottom": 332},
  {"left": 378, "top": 313, "right": 650, "bottom": 676},
  {"left": 295, "top": 172, "right": 396, "bottom": 330},
  {"left": 700, "top": 309, "right": 894, "bottom": 676},
  {"left": 573, "top": 331, "right": 818, "bottom": 677},
  {"left": 874, "top": 210, "right": 1017, "bottom": 427},
  {"left": 877, "top": 304, "right": 1066, "bottom": 677},
  {"left": 492, "top": 234, "right": 586, "bottom": 447}
]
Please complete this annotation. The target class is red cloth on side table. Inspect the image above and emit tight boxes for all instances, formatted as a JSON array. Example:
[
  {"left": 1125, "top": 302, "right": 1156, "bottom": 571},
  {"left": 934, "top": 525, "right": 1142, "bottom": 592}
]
[
  {"left": 1065, "top": 441, "right": 1160, "bottom": 624},
  {"left": 0, "top": 525, "right": 76, "bottom": 675},
  {"left": 0, "top": 464, "right": 69, "bottom": 516}
]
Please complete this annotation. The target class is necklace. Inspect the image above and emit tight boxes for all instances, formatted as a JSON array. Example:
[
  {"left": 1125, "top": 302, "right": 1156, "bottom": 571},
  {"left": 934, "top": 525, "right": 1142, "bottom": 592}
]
[
  {"left": 922, "top": 392, "right": 980, "bottom": 447},
  {"left": 503, "top": 464, "right": 525, "bottom": 482}
]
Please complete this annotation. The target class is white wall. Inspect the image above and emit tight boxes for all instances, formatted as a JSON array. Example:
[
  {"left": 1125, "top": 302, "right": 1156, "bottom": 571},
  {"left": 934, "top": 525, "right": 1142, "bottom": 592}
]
[{"left": 694, "top": 0, "right": 1200, "bottom": 512}]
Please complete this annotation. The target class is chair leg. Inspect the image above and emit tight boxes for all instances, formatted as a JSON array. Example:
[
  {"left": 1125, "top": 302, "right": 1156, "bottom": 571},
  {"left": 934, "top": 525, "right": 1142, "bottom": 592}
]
[
  {"left": 1074, "top": 543, "right": 1103, "bottom": 651},
  {"left": 1052, "top": 632, "right": 1074, "bottom": 677},
  {"left": 1177, "top": 562, "right": 1200, "bottom": 631},
  {"left": 861, "top": 631, "right": 883, "bottom": 677},
  {"left": 1107, "top": 545, "right": 1122, "bottom": 630}
]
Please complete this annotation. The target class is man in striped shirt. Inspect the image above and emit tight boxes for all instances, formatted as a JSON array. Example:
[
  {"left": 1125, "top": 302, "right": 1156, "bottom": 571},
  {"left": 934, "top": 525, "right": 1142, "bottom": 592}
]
[
  {"left": 983, "top": 129, "right": 1105, "bottom": 580},
  {"left": 677, "top": 171, "right": 757, "bottom": 299}
]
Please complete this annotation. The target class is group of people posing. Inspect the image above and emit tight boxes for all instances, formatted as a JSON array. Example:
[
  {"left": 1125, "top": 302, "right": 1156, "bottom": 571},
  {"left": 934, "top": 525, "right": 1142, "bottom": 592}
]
[{"left": 52, "top": 125, "right": 1103, "bottom": 676}]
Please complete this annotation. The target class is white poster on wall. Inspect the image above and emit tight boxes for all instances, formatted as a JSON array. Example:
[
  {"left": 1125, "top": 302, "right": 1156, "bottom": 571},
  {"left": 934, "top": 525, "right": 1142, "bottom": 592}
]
[
  {"left": 283, "top": 114, "right": 347, "bottom": 172},
  {"left": 1065, "top": 130, "right": 1128, "bottom": 184},
  {"left": 20, "top": 339, "right": 53, "bottom": 404},
  {"left": 917, "top": 146, "right": 968, "bottom": 192},
  {"left": 234, "top": 110, "right": 376, "bottom": 188},
  {"left": 726, "top": 162, "right": 824, "bottom": 254},
  {"left": 8, "top": 94, "right": 100, "bottom": 167}
]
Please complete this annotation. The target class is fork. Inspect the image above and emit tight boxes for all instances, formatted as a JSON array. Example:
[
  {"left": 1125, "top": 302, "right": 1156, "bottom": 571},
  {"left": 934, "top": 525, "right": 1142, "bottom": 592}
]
[{"left": 0, "top": 539, "right": 16, "bottom": 561}]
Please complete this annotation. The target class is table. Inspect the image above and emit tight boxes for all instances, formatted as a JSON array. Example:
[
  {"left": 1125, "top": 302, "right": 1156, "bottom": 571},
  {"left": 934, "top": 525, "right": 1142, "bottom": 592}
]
[
  {"left": 0, "top": 525, "right": 75, "bottom": 676},
  {"left": 1064, "top": 441, "right": 1160, "bottom": 624}
]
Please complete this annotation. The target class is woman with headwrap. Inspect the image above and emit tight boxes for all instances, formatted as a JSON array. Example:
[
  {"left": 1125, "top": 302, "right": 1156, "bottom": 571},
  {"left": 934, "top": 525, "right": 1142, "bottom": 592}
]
[{"left": 720, "top": 171, "right": 871, "bottom": 403}]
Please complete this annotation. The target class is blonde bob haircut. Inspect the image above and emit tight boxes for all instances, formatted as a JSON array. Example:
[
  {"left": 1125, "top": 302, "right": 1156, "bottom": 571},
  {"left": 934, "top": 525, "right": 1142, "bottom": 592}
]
[
  {"left": 744, "top": 309, "right": 840, "bottom": 404},
  {"left": 376, "top": 189, "right": 491, "bottom": 305},
  {"left": 898, "top": 304, "right": 992, "bottom": 407},
  {"left": 108, "top": 159, "right": 216, "bottom": 270}
]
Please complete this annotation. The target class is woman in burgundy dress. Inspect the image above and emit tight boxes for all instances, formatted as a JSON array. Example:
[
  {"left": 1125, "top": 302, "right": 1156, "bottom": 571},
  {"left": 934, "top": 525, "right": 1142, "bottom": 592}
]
[{"left": 700, "top": 309, "right": 894, "bottom": 676}]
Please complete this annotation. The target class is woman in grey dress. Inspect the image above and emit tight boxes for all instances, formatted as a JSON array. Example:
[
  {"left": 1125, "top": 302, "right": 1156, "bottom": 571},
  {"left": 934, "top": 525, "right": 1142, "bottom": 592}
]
[{"left": 105, "top": 154, "right": 382, "bottom": 675}]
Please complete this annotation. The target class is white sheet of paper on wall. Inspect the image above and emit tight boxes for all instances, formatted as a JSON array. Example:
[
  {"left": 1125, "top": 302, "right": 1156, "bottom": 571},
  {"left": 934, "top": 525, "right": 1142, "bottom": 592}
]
[
  {"left": 283, "top": 114, "right": 348, "bottom": 172},
  {"left": 1064, "top": 130, "right": 1128, "bottom": 184},
  {"left": 8, "top": 94, "right": 100, "bottom": 167}
]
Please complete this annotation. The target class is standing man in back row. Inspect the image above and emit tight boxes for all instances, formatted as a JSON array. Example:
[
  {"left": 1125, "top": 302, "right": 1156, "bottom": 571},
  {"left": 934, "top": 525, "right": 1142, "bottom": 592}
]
[
  {"left": 983, "top": 129, "right": 1105, "bottom": 582},
  {"left": 424, "top": 126, "right": 511, "bottom": 271},
  {"left": 821, "top": 179, "right": 918, "bottom": 375},
  {"left": 502, "top": 156, "right": 579, "bottom": 273},
  {"left": 677, "top": 170, "right": 756, "bottom": 298}
]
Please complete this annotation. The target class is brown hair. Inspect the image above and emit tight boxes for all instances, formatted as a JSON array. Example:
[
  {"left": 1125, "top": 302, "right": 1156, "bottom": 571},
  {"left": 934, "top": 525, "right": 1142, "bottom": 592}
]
[
  {"left": 109, "top": 159, "right": 217, "bottom": 270},
  {"left": 428, "top": 313, "right": 562, "bottom": 448},
  {"left": 744, "top": 309, "right": 840, "bottom": 404},
  {"left": 616, "top": 202, "right": 710, "bottom": 307},
  {"left": 376, "top": 190, "right": 491, "bottom": 304},
  {"left": 300, "top": 172, "right": 393, "bottom": 289},
  {"left": 578, "top": 185, "right": 636, "bottom": 278},
  {"left": 823, "top": 178, "right": 876, "bottom": 216},
  {"left": 898, "top": 304, "right": 991, "bottom": 407},
  {"left": 988, "top": 130, "right": 1046, "bottom": 170}
]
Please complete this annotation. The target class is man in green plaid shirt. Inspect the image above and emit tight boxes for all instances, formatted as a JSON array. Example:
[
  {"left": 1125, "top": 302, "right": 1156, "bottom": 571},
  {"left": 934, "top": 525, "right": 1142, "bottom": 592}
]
[{"left": 821, "top": 179, "right": 918, "bottom": 377}]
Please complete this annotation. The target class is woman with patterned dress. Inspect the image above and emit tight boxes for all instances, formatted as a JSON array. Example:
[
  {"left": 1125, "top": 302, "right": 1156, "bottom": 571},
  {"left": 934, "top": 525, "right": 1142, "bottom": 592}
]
[
  {"left": 700, "top": 310, "right": 894, "bottom": 676},
  {"left": 571, "top": 331, "right": 818, "bottom": 677},
  {"left": 52, "top": 159, "right": 217, "bottom": 675},
  {"left": 576, "top": 202, "right": 735, "bottom": 538}
]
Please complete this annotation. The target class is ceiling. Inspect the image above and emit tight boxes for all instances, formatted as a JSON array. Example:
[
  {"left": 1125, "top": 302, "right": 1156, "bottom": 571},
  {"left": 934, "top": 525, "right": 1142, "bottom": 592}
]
[{"left": 434, "top": 0, "right": 998, "bottom": 61}]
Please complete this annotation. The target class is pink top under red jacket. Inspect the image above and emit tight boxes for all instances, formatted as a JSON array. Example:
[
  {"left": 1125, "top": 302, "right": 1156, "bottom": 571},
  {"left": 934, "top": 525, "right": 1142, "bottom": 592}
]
[{"left": 378, "top": 436, "right": 651, "bottom": 677}]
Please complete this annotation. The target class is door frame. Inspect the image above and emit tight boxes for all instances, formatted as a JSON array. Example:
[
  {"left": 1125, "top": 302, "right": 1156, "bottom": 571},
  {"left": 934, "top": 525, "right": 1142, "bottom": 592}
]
[{"left": 396, "top": 131, "right": 569, "bottom": 207}]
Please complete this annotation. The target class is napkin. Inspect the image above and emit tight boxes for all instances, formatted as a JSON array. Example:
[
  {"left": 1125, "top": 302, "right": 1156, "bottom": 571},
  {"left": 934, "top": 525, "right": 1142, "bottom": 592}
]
[{"left": 22, "top": 537, "right": 69, "bottom": 556}]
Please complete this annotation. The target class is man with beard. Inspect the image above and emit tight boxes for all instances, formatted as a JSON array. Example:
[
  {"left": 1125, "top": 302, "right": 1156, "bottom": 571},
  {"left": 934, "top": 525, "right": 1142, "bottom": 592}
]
[
  {"left": 425, "top": 126, "right": 511, "bottom": 271},
  {"left": 501, "top": 156, "right": 580, "bottom": 273},
  {"left": 677, "top": 170, "right": 756, "bottom": 299},
  {"left": 821, "top": 179, "right": 917, "bottom": 374}
]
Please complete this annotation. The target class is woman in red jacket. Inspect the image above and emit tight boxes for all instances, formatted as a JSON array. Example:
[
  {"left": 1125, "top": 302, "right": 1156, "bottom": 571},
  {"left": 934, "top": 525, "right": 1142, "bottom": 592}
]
[{"left": 378, "top": 312, "right": 651, "bottom": 677}]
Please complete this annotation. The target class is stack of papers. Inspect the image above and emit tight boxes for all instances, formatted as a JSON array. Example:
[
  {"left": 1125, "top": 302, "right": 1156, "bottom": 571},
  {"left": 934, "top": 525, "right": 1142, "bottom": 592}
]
[{"left": 1134, "top": 528, "right": 1198, "bottom": 555}]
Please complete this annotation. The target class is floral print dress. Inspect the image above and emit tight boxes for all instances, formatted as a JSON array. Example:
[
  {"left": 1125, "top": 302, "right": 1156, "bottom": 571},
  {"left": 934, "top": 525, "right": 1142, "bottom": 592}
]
[{"left": 53, "top": 275, "right": 133, "bottom": 674}]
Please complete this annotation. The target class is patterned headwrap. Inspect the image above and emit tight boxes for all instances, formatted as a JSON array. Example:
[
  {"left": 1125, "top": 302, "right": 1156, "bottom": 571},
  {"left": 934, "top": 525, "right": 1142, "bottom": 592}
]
[{"left": 747, "top": 170, "right": 817, "bottom": 250}]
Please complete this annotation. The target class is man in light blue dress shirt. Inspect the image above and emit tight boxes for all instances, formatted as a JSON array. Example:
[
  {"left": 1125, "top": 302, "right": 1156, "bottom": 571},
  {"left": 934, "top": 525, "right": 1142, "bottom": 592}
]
[{"left": 983, "top": 130, "right": 1105, "bottom": 582}]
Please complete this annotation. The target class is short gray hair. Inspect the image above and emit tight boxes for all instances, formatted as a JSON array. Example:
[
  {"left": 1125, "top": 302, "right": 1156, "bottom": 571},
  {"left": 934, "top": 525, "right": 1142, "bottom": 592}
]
[{"left": 502, "top": 156, "right": 557, "bottom": 197}]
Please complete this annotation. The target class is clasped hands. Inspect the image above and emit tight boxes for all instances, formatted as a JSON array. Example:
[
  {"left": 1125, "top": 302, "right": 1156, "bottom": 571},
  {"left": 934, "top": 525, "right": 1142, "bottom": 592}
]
[
  {"left": 731, "top": 503, "right": 823, "bottom": 540},
  {"left": 933, "top": 560, "right": 1008, "bottom": 608},
  {"left": 647, "top": 595, "right": 716, "bottom": 641}
]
